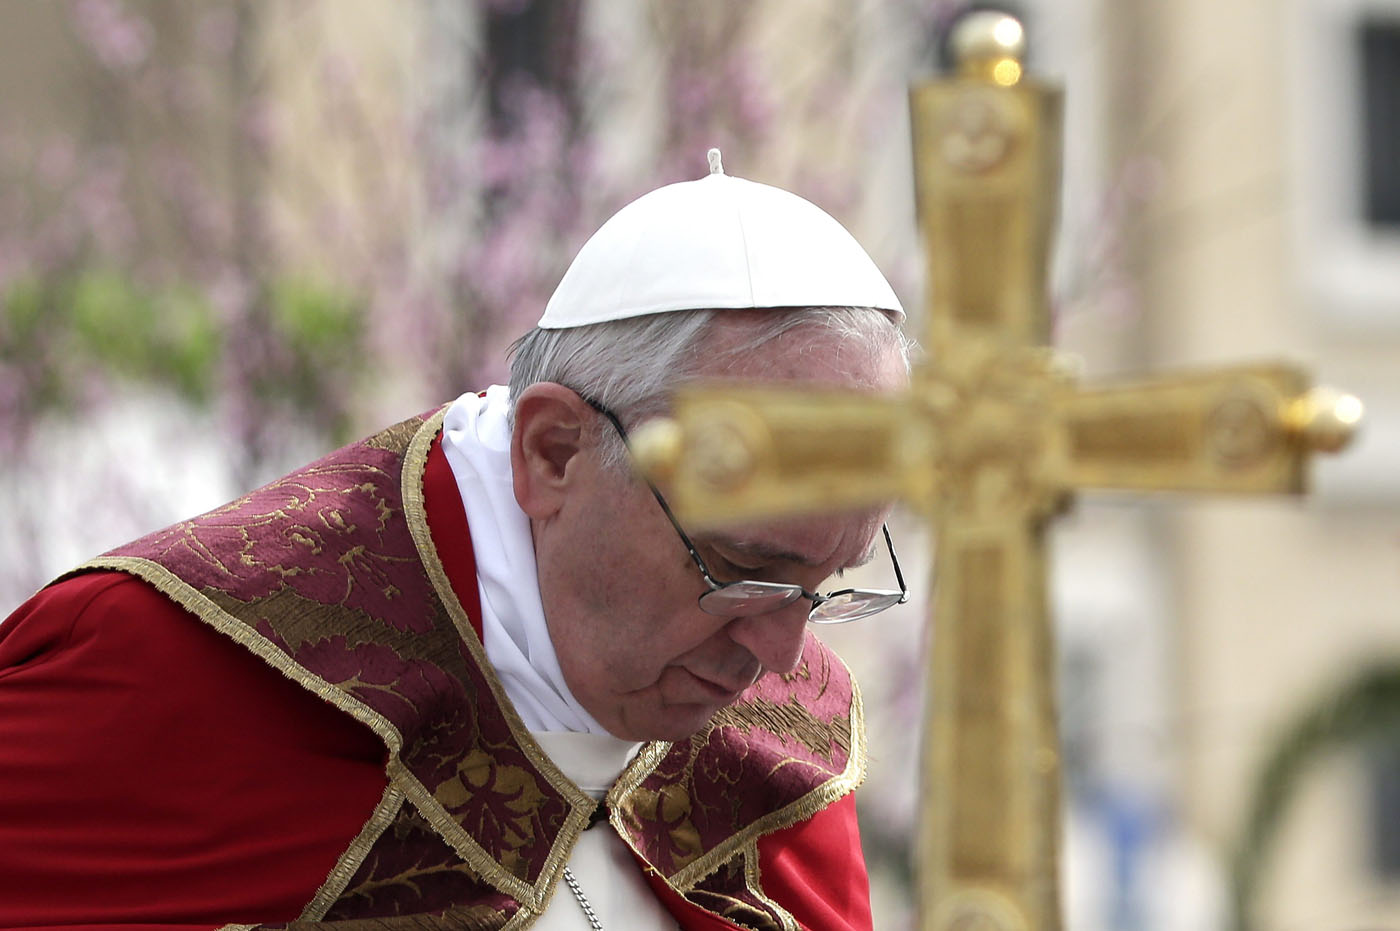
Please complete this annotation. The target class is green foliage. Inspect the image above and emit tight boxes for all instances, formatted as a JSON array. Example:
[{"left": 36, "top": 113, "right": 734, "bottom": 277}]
[
  {"left": 67, "top": 271, "right": 222, "bottom": 401},
  {"left": 159, "top": 288, "right": 224, "bottom": 401},
  {"left": 4, "top": 279, "right": 47, "bottom": 345},
  {"left": 262, "top": 277, "right": 367, "bottom": 441},
  {"left": 268, "top": 277, "right": 364, "bottom": 374},
  {"left": 1231, "top": 665, "right": 1400, "bottom": 930},
  {"left": 1, "top": 269, "right": 364, "bottom": 429},
  {"left": 1, "top": 277, "right": 67, "bottom": 410}
]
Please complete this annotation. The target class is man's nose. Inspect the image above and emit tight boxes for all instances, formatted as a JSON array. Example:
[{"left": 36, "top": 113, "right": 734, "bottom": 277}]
[{"left": 724, "top": 602, "right": 809, "bottom": 675}]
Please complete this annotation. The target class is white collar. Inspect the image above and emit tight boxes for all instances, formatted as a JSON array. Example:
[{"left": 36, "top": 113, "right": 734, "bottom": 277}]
[
  {"left": 439, "top": 386, "right": 608, "bottom": 734},
  {"left": 530, "top": 731, "right": 644, "bottom": 800}
]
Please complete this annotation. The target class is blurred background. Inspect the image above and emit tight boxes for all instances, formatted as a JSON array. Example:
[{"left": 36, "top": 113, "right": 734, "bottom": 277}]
[{"left": 3, "top": 1, "right": 1400, "bottom": 928}]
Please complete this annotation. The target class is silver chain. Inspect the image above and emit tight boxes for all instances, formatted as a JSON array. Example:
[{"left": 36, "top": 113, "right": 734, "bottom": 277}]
[{"left": 562, "top": 866, "right": 604, "bottom": 931}]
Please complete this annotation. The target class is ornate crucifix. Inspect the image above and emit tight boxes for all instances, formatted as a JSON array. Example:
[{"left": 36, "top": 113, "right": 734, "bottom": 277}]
[{"left": 629, "top": 12, "right": 1361, "bottom": 930}]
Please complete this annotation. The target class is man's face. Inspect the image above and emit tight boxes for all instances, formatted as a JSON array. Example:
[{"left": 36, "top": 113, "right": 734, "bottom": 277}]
[{"left": 528, "top": 313, "right": 908, "bottom": 741}]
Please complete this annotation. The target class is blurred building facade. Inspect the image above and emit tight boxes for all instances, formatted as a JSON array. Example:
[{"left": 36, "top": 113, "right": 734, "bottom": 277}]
[{"left": 1098, "top": 0, "right": 1400, "bottom": 927}]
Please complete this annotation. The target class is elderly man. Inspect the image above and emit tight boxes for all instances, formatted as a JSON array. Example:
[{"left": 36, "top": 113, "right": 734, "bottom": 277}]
[{"left": 0, "top": 151, "right": 909, "bottom": 930}]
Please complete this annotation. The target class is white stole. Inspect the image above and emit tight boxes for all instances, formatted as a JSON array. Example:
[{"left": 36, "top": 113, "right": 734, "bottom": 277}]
[{"left": 440, "top": 388, "right": 679, "bottom": 929}]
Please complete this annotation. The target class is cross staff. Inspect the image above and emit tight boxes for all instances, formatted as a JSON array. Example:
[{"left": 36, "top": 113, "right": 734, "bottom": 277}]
[{"left": 628, "top": 12, "right": 1361, "bottom": 930}]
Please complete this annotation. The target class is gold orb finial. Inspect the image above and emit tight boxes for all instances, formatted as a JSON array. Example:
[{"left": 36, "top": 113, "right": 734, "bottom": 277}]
[
  {"left": 950, "top": 11, "right": 1027, "bottom": 86},
  {"left": 1282, "top": 386, "right": 1364, "bottom": 454},
  {"left": 628, "top": 418, "right": 683, "bottom": 484}
]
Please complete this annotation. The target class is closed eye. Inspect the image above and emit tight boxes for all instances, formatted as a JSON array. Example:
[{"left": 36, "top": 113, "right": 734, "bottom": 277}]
[
  {"left": 707, "top": 535, "right": 822, "bottom": 571},
  {"left": 714, "top": 551, "right": 766, "bottom": 574}
]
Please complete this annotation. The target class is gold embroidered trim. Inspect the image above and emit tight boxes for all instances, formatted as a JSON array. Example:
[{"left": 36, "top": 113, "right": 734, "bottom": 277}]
[
  {"left": 666, "top": 671, "right": 869, "bottom": 893},
  {"left": 217, "top": 925, "right": 257, "bottom": 931},
  {"left": 403, "top": 410, "right": 595, "bottom": 800},
  {"left": 74, "top": 537, "right": 552, "bottom": 910},
  {"left": 387, "top": 755, "right": 541, "bottom": 908},
  {"left": 301, "top": 783, "right": 406, "bottom": 919},
  {"left": 399, "top": 409, "right": 615, "bottom": 908},
  {"left": 70, "top": 551, "right": 557, "bottom": 910},
  {"left": 607, "top": 740, "right": 675, "bottom": 813},
  {"left": 66, "top": 556, "right": 407, "bottom": 762},
  {"left": 501, "top": 909, "right": 541, "bottom": 931},
  {"left": 741, "top": 839, "right": 800, "bottom": 931},
  {"left": 61, "top": 557, "right": 433, "bottom": 918},
  {"left": 602, "top": 740, "right": 679, "bottom": 887}
]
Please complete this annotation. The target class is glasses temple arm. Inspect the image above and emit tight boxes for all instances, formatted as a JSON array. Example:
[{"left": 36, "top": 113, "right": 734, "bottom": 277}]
[
  {"left": 579, "top": 393, "right": 721, "bottom": 589},
  {"left": 579, "top": 391, "right": 905, "bottom": 608},
  {"left": 883, "top": 524, "right": 910, "bottom": 604}
]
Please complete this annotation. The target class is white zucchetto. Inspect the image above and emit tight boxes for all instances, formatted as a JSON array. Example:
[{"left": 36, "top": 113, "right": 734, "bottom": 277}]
[{"left": 538, "top": 148, "right": 903, "bottom": 328}]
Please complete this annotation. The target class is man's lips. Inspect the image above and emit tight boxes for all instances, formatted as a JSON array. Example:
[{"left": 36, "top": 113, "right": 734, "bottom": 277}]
[{"left": 681, "top": 668, "right": 753, "bottom": 704}]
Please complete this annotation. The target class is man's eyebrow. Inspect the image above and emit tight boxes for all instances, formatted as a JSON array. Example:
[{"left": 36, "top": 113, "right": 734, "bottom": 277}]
[
  {"left": 709, "top": 537, "right": 881, "bottom": 570},
  {"left": 708, "top": 537, "right": 823, "bottom": 568}
]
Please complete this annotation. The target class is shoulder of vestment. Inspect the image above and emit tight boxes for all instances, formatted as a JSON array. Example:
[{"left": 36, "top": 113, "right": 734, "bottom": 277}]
[
  {"left": 612, "top": 632, "right": 866, "bottom": 895},
  {"left": 58, "top": 407, "right": 866, "bottom": 927}
]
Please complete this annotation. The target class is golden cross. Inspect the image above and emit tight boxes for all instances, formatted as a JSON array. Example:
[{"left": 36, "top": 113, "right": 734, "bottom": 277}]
[{"left": 629, "top": 12, "right": 1361, "bottom": 930}]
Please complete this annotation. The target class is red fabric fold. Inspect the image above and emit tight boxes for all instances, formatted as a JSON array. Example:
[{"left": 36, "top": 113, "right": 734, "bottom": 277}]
[
  {"left": 0, "top": 431, "right": 871, "bottom": 928},
  {"left": 0, "top": 571, "right": 387, "bottom": 926},
  {"left": 642, "top": 794, "right": 872, "bottom": 931},
  {"left": 422, "top": 431, "right": 485, "bottom": 640}
]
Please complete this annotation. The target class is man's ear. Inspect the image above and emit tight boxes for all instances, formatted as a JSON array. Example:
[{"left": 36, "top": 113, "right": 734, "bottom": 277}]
[{"left": 511, "top": 383, "right": 594, "bottom": 519}]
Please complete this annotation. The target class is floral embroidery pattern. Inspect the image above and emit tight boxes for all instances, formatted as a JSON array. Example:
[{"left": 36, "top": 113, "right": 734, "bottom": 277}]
[
  {"left": 106, "top": 413, "right": 575, "bottom": 905},
  {"left": 614, "top": 631, "right": 859, "bottom": 886},
  {"left": 687, "top": 858, "right": 788, "bottom": 931},
  {"left": 324, "top": 803, "right": 520, "bottom": 925},
  {"left": 97, "top": 411, "right": 861, "bottom": 927},
  {"left": 124, "top": 461, "right": 427, "bottom": 630}
]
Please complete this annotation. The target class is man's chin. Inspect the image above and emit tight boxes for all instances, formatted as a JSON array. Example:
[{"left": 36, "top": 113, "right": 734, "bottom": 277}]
[{"left": 611, "top": 702, "right": 727, "bottom": 743}]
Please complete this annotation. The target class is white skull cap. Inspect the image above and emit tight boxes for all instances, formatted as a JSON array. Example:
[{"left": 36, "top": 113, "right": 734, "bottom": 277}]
[{"left": 537, "top": 148, "right": 903, "bottom": 328}]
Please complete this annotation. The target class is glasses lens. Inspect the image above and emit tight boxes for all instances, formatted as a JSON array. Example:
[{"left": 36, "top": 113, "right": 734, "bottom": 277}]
[
  {"left": 699, "top": 581, "right": 806, "bottom": 617},
  {"left": 808, "top": 590, "right": 905, "bottom": 624}
]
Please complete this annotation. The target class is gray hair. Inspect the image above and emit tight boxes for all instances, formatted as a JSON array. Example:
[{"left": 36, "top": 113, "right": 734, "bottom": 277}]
[{"left": 506, "top": 306, "right": 910, "bottom": 468}]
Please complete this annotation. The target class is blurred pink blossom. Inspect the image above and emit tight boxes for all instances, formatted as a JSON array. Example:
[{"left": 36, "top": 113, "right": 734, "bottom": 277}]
[{"left": 71, "top": 0, "right": 154, "bottom": 72}]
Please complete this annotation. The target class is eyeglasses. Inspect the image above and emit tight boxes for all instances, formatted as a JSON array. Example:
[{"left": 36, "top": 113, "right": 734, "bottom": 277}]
[{"left": 580, "top": 395, "right": 909, "bottom": 624}]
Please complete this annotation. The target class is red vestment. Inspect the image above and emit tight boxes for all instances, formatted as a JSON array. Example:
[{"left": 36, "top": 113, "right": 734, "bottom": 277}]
[{"left": 0, "top": 417, "right": 873, "bottom": 930}]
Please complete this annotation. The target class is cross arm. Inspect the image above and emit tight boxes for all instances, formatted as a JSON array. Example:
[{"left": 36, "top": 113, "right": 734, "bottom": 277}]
[
  {"left": 627, "top": 383, "right": 930, "bottom": 528},
  {"left": 1053, "top": 363, "right": 1362, "bottom": 496}
]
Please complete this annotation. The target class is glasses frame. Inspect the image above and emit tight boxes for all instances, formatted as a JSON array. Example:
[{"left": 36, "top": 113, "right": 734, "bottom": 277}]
[{"left": 579, "top": 394, "right": 909, "bottom": 624}]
